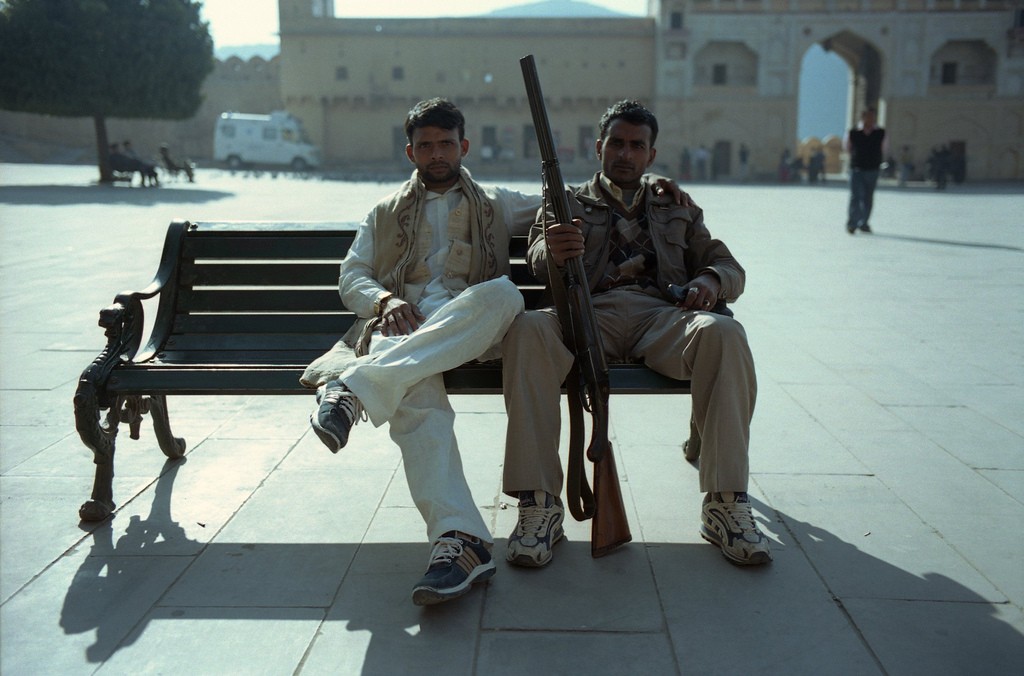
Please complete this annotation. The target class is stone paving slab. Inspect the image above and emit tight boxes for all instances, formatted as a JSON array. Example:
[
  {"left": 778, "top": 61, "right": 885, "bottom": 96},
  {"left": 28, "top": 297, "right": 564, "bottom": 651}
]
[{"left": 1, "top": 163, "right": 1022, "bottom": 674}]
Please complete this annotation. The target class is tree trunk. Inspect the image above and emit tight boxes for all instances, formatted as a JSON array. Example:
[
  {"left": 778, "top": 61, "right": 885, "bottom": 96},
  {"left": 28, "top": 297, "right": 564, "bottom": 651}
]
[{"left": 94, "top": 114, "right": 112, "bottom": 183}]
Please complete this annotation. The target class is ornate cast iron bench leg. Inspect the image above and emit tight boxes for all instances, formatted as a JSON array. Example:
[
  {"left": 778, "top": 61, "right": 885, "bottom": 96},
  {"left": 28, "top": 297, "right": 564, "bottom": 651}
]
[
  {"left": 74, "top": 389, "right": 186, "bottom": 522},
  {"left": 147, "top": 395, "right": 186, "bottom": 460},
  {"left": 74, "top": 298, "right": 186, "bottom": 521},
  {"left": 74, "top": 385, "right": 120, "bottom": 521}
]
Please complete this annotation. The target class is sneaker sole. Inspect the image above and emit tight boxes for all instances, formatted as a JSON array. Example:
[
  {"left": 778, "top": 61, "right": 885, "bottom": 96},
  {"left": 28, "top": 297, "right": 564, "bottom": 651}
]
[
  {"left": 700, "top": 525, "right": 772, "bottom": 566},
  {"left": 506, "top": 526, "right": 564, "bottom": 568},
  {"left": 309, "top": 413, "right": 343, "bottom": 454},
  {"left": 411, "top": 562, "right": 496, "bottom": 606}
]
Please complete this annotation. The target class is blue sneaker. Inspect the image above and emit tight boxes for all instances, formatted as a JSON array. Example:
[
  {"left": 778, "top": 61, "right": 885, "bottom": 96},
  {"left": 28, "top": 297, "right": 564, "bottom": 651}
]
[
  {"left": 310, "top": 380, "right": 363, "bottom": 453},
  {"left": 411, "top": 532, "right": 496, "bottom": 606}
]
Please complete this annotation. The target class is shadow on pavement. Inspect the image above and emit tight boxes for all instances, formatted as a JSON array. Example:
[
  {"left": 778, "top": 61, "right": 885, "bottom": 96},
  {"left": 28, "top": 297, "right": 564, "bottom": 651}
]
[
  {"left": 768, "top": 499, "right": 1024, "bottom": 673},
  {"left": 52, "top": 460, "right": 1024, "bottom": 672},
  {"left": 0, "top": 184, "right": 233, "bottom": 206},
  {"left": 870, "top": 232, "right": 1023, "bottom": 252}
]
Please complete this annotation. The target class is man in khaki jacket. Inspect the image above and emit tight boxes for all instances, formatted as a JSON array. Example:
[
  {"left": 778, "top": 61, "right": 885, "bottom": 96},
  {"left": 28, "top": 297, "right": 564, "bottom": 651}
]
[{"left": 502, "top": 100, "right": 772, "bottom": 568}]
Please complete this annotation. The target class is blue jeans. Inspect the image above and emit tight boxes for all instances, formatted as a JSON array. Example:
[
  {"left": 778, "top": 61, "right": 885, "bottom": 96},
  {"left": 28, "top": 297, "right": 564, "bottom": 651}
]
[{"left": 847, "top": 168, "right": 879, "bottom": 229}]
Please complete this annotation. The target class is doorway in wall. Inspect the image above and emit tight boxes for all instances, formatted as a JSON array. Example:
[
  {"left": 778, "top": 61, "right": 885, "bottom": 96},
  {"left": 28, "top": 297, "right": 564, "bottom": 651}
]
[{"left": 797, "top": 43, "right": 849, "bottom": 144}]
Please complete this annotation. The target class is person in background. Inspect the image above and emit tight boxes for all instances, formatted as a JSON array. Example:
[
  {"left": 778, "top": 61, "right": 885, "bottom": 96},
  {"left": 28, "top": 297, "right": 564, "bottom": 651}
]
[
  {"left": 159, "top": 143, "right": 195, "bottom": 182},
  {"left": 845, "top": 107, "right": 886, "bottom": 234},
  {"left": 898, "top": 145, "right": 914, "bottom": 187}
]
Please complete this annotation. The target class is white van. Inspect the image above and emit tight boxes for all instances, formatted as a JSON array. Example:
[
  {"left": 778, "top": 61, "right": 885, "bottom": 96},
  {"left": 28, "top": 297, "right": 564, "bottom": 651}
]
[{"left": 213, "top": 111, "right": 321, "bottom": 171}]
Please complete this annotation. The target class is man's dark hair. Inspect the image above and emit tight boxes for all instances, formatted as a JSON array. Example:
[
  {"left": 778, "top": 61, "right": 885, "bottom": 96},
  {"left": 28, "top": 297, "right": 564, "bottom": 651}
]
[
  {"left": 404, "top": 98, "right": 465, "bottom": 142},
  {"left": 599, "top": 100, "right": 659, "bottom": 146}
]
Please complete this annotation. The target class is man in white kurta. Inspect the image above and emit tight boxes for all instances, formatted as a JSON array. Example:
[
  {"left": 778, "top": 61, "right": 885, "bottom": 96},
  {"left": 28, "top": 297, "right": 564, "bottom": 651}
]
[{"left": 301, "top": 98, "right": 537, "bottom": 606}]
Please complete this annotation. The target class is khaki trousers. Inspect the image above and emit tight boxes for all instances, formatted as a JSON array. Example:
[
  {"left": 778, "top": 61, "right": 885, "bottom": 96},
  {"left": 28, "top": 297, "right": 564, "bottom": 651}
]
[{"left": 502, "top": 287, "right": 756, "bottom": 497}]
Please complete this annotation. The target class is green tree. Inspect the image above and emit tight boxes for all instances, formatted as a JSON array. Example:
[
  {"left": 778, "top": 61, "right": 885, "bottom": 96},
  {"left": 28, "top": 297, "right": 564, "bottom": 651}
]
[{"left": 0, "top": 0, "right": 214, "bottom": 182}]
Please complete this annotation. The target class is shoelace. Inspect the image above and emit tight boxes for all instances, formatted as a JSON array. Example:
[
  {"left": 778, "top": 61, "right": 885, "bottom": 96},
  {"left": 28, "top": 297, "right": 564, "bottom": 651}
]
[
  {"left": 516, "top": 505, "right": 552, "bottom": 536},
  {"left": 721, "top": 500, "right": 759, "bottom": 534},
  {"left": 427, "top": 537, "right": 464, "bottom": 567},
  {"left": 322, "top": 387, "right": 366, "bottom": 424}
]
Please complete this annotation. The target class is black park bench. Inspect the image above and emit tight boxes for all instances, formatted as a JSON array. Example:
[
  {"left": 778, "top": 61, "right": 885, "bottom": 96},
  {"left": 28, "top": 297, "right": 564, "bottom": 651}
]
[{"left": 73, "top": 221, "right": 699, "bottom": 522}]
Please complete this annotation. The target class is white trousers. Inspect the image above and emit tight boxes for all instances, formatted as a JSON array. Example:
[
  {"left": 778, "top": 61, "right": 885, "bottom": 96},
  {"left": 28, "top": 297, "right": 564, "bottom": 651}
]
[{"left": 340, "top": 276, "right": 524, "bottom": 545}]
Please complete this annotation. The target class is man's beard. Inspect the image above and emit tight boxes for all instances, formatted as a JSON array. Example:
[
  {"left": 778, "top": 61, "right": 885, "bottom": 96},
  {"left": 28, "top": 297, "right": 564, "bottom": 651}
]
[
  {"left": 607, "top": 162, "right": 642, "bottom": 187},
  {"left": 419, "top": 160, "right": 461, "bottom": 186}
]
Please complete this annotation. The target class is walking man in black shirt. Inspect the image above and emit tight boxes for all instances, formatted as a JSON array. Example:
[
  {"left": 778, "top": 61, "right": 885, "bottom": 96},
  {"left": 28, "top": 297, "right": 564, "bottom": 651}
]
[{"left": 845, "top": 107, "right": 886, "bottom": 234}]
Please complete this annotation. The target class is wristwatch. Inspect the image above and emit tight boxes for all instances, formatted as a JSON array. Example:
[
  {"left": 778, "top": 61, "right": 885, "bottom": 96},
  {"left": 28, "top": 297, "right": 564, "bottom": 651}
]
[{"left": 373, "top": 292, "right": 393, "bottom": 318}]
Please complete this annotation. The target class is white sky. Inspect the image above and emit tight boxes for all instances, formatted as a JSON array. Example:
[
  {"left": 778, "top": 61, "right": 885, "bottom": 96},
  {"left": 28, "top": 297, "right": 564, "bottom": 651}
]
[{"left": 201, "top": 0, "right": 648, "bottom": 46}]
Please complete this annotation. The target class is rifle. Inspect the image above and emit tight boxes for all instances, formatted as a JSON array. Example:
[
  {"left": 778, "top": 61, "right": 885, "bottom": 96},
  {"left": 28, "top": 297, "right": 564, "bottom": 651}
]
[{"left": 520, "top": 54, "right": 631, "bottom": 558}]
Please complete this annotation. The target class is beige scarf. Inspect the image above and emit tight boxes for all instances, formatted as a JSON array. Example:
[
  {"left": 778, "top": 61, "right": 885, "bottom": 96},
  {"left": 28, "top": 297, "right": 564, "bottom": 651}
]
[
  {"left": 370, "top": 166, "right": 505, "bottom": 298},
  {"left": 300, "top": 166, "right": 509, "bottom": 388}
]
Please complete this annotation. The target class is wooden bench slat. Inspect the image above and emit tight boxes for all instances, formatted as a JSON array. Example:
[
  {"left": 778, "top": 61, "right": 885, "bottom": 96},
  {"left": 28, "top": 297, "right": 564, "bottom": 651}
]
[
  {"left": 181, "top": 262, "right": 534, "bottom": 288},
  {"left": 162, "top": 333, "right": 341, "bottom": 351},
  {"left": 182, "top": 262, "right": 533, "bottom": 293},
  {"left": 181, "top": 262, "right": 340, "bottom": 287},
  {"left": 172, "top": 313, "right": 353, "bottom": 335},
  {"left": 509, "top": 237, "right": 529, "bottom": 258},
  {"left": 109, "top": 366, "right": 315, "bottom": 394},
  {"left": 177, "top": 288, "right": 543, "bottom": 314},
  {"left": 107, "top": 363, "right": 688, "bottom": 396},
  {"left": 148, "top": 349, "right": 333, "bottom": 365},
  {"left": 106, "top": 365, "right": 503, "bottom": 395},
  {"left": 177, "top": 288, "right": 342, "bottom": 312},
  {"left": 509, "top": 268, "right": 541, "bottom": 287},
  {"left": 183, "top": 235, "right": 354, "bottom": 260},
  {"left": 518, "top": 287, "right": 545, "bottom": 309},
  {"left": 443, "top": 362, "right": 691, "bottom": 395}
]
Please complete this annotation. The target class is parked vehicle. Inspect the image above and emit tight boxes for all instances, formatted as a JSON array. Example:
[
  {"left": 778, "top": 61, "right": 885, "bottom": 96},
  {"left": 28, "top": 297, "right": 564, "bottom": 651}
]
[{"left": 213, "top": 111, "right": 320, "bottom": 171}]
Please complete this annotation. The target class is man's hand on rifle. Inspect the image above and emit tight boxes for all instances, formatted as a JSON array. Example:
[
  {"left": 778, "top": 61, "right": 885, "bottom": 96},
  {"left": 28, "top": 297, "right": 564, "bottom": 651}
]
[
  {"left": 380, "top": 298, "right": 426, "bottom": 336},
  {"left": 545, "top": 221, "right": 586, "bottom": 267}
]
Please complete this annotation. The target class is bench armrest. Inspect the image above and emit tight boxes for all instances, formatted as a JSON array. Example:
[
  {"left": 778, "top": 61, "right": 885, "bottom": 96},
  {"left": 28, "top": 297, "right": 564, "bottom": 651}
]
[{"left": 77, "top": 221, "right": 190, "bottom": 405}]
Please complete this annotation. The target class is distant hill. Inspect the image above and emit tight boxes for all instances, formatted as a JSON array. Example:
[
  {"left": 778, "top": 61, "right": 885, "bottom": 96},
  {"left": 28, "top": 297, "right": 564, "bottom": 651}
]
[
  {"left": 487, "top": 0, "right": 629, "bottom": 17},
  {"left": 215, "top": 44, "right": 279, "bottom": 61},
  {"left": 211, "top": 2, "right": 628, "bottom": 59}
]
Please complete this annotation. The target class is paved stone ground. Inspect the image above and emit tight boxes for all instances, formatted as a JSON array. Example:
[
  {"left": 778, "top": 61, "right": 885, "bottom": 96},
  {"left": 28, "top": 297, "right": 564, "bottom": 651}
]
[{"left": 1, "top": 163, "right": 1022, "bottom": 674}]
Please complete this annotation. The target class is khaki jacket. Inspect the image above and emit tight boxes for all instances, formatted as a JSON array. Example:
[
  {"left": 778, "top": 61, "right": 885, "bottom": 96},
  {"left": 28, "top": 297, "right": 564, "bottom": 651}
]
[{"left": 527, "top": 173, "right": 745, "bottom": 302}]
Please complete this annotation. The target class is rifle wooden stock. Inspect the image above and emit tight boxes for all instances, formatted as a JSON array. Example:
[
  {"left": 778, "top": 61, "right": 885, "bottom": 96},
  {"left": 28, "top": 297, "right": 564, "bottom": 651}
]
[
  {"left": 591, "top": 437, "right": 632, "bottom": 557},
  {"left": 520, "top": 53, "right": 631, "bottom": 557}
]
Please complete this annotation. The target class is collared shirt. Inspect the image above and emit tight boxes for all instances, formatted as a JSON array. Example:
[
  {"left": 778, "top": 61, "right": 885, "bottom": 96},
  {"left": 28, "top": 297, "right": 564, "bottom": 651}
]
[
  {"left": 599, "top": 173, "right": 644, "bottom": 212},
  {"left": 418, "top": 185, "right": 466, "bottom": 316},
  {"left": 596, "top": 174, "right": 658, "bottom": 293}
]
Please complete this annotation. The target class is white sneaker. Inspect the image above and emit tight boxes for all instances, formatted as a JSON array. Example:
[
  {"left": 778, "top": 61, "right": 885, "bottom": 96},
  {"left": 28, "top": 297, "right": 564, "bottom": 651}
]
[
  {"left": 700, "top": 492, "right": 773, "bottom": 565},
  {"left": 506, "top": 490, "right": 564, "bottom": 567}
]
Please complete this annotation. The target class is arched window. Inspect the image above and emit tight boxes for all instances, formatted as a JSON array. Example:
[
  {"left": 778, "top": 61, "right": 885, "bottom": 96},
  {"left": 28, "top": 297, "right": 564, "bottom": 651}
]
[
  {"left": 930, "top": 40, "right": 996, "bottom": 86},
  {"left": 694, "top": 42, "right": 758, "bottom": 87}
]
